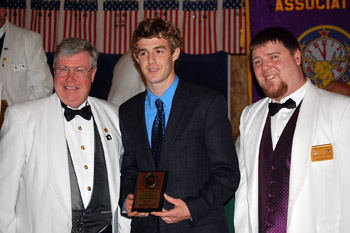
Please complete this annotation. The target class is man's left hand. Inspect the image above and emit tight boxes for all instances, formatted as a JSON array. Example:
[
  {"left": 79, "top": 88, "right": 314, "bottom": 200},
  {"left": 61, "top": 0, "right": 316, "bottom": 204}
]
[{"left": 151, "top": 193, "right": 191, "bottom": 224}]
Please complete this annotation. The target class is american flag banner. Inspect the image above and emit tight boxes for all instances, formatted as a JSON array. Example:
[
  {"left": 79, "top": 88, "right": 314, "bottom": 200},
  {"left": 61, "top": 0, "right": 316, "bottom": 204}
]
[
  {"left": 102, "top": 0, "right": 138, "bottom": 54},
  {"left": 182, "top": 0, "right": 218, "bottom": 55},
  {"left": 6, "top": 0, "right": 26, "bottom": 28},
  {"left": 63, "top": 0, "right": 98, "bottom": 47},
  {"left": 222, "top": 0, "right": 246, "bottom": 54},
  {"left": 30, "top": 0, "right": 60, "bottom": 53},
  {"left": 144, "top": 0, "right": 180, "bottom": 28}
]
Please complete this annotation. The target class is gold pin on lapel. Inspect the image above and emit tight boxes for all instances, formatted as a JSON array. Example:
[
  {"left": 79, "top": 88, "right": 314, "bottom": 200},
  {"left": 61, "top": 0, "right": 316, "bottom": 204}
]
[
  {"left": 2, "top": 57, "right": 6, "bottom": 67},
  {"left": 104, "top": 128, "right": 112, "bottom": 140}
]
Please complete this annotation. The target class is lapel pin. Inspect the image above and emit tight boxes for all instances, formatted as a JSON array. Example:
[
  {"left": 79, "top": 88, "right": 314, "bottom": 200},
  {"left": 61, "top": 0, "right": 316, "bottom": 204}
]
[{"left": 106, "top": 134, "right": 112, "bottom": 140}]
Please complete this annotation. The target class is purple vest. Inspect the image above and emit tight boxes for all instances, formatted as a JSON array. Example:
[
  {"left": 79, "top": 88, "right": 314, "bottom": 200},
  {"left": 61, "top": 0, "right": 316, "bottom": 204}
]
[{"left": 258, "top": 102, "right": 302, "bottom": 233}]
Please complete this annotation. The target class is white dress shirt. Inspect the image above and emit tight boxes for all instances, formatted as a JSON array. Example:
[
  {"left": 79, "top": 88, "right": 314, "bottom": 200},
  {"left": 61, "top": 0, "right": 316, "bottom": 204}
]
[
  {"left": 270, "top": 81, "right": 309, "bottom": 149},
  {"left": 62, "top": 102, "right": 95, "bottom": 208}
]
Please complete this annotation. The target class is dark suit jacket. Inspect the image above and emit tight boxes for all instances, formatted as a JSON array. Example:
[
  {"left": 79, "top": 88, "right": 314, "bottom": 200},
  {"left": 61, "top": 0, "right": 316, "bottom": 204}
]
[{"left": 119, "top": 79, "right": 240, "bottom": 233}]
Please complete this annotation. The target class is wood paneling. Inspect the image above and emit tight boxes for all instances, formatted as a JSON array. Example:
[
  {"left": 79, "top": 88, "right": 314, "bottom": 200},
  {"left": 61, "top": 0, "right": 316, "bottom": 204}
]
[{"left": 230, "top": 55, "right": 249, "bottom": 140}]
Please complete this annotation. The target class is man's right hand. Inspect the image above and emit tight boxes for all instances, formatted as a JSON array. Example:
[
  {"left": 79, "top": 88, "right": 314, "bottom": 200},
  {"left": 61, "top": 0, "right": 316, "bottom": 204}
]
[{"left": 125, "top": 193, "right": 149, "bottom": 217}]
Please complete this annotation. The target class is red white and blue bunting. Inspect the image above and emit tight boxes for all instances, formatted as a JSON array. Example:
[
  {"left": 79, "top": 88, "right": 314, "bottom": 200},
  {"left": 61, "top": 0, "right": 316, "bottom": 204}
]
[{"left": 5, "top": 0, "right": 246, "bottom": 55}]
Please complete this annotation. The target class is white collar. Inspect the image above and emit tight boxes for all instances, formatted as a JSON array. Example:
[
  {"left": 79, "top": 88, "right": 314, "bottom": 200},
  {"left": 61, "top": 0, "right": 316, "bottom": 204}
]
[{"left": 270, "top": 79, "right": 309, "bottom": 107}]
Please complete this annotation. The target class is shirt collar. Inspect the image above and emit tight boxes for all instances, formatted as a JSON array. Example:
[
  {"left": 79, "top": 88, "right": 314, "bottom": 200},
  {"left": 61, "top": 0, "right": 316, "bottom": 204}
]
[
  {"left": 270, "top": 79, "right": 309, "bottom": 107},
  {"left": 62, "top": 100, "right": 89, "bottom": 110},
  {"left": 146, "top": 76, "right": 179, "bottom": 109}
]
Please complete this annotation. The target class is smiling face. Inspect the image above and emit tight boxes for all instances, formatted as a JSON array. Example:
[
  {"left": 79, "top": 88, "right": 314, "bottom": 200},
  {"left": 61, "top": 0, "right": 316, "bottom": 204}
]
[
  {"left": 252, "top": 41, "right": 306, "bottom": 101},
  {"left": 54, "top": 51, "right": 96, "bottom": 108},
  {"left": 134, "top": 37, "right": 180, "bottom": 97}
]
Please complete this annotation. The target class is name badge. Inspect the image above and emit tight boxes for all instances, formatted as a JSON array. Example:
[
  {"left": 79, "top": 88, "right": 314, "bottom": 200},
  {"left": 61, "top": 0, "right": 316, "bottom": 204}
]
[
  {"left": 13, "top": 61, "right": 26, "bottom": 72},
  {"left": 311, "top": 144, "right": 333, "bottom": 162}
]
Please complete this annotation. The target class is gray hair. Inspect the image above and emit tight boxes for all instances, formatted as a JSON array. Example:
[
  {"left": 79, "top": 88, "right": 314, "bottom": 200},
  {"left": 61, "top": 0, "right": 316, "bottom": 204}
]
[{"left": 53, "top": 37, "right": 98, "bottom": 68}]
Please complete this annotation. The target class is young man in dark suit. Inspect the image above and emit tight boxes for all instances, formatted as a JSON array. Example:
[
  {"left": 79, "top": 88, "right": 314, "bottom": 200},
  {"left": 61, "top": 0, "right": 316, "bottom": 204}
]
[{"left": 118, "top": 18, "right": 240, "bottom": 233}]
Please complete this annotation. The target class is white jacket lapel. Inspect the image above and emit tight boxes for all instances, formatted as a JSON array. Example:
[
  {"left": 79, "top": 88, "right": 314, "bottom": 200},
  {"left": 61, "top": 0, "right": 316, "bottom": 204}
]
[
  {"left": 289, "top": 82, "right": 319, "bottom": 202},
  {"left": 88, "top": 97, "right": 121, "bottom": 217},
  {"left": 244, "top": 98, "right": 270, "bottom": 230},
  {"left": 47, "top": 94, "right": 72, "bottom": 219}
]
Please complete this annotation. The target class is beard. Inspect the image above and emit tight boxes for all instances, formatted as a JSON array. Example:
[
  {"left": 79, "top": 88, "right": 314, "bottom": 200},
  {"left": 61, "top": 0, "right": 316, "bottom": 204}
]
[{"left": 260, "top": 79, "right": 288, "bottom": 99}]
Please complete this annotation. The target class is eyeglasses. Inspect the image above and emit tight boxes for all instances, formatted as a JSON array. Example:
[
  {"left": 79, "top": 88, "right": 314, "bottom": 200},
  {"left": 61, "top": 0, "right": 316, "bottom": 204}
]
[{"left": 55, "top": 66, "right": 92, "bottom": 79}]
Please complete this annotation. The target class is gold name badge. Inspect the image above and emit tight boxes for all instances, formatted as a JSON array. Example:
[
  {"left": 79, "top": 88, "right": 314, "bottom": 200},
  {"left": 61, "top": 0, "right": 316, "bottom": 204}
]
[{"left": 311, "top": 144, "right": 333, "bottom": 162}]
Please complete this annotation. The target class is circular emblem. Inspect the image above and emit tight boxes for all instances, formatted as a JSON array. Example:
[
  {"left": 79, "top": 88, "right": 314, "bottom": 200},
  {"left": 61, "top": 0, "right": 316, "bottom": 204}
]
[
  {"left": 143, "top": 173, "right": 158, "bottom": 189},
  {"left": 298, "top": 25, "right": 350, "bottom": 88}
]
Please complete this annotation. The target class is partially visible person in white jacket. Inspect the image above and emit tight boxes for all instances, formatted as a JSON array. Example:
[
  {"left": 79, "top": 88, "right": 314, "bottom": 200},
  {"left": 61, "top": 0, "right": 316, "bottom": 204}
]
[
  {"left": 107, "top": 50, "right": 145, "bottom": 107},
  {"left": 0, "top": 0, "right": 52, "bottom": 105}
]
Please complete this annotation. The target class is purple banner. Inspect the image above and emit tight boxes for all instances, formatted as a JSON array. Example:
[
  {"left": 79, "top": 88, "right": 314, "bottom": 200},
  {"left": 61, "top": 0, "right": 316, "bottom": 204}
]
[{"left": 249, "top": 0, "right": 350, "bottom": 102}]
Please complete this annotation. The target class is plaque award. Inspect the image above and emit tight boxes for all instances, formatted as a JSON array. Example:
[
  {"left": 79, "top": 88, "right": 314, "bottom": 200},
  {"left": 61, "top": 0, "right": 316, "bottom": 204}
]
[{"left": 132, "top": 171, "right": 168, "bottom": 212}]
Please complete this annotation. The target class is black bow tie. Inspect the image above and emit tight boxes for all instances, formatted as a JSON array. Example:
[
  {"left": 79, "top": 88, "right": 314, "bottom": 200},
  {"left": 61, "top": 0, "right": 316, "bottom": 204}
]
[
  {"left": 268, "top": 98, "right": 296, "bottom": 116},
  {"left": 61, "top": 102, "right": 92, "bottom": 121}
]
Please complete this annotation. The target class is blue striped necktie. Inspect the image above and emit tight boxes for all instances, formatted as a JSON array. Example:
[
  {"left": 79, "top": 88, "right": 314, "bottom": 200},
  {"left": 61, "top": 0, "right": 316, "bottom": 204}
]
[{"left": 151, "top": 99, "right": 165, "bottom": 169}]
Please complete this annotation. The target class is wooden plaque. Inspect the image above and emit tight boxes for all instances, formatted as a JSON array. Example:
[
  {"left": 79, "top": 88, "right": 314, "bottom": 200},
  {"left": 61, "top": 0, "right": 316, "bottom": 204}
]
[{"left": 132, "top": 171, "right": 168, "bottom": 212}]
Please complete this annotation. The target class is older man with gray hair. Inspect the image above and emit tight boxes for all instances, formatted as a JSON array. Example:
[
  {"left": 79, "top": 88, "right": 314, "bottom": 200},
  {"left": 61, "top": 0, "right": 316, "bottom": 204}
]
[{"left": 0, "top": 37, "right": 130, "bottom": 233}]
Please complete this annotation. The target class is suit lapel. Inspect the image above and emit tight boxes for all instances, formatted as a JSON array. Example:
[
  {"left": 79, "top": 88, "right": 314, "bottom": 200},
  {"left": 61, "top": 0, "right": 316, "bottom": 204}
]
[
  {"left": 47, "top": 94, "right": 72, "bottom": 219},
  {"left": 158, "top": 81, "right": 189, "bottom": 169},
  {"left": 88, "top": 97, "right": 120, "bottom": 215},
  {"left": 245, "top": 98, "right": 269, "bottom": 231},
  {"left": 289, "top": 82, "right": 318, "bottom": 201},
  {"left": 130, "top": 92, "right": 156, "bottom": 170}
]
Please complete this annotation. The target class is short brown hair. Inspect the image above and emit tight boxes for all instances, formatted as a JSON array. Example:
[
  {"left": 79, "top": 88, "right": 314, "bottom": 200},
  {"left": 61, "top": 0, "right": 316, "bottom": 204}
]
[
  {"left": 250, "top": 27, "right": 301, "bottom": 62},
  {"left": 132, "top": 18, "right": 182, "bottom": 56}
]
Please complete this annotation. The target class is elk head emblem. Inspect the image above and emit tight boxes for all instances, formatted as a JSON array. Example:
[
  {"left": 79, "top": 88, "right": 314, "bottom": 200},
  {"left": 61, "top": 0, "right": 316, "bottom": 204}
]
[{"left": 303, "top": 51, "right": 346, "bottom": 88}]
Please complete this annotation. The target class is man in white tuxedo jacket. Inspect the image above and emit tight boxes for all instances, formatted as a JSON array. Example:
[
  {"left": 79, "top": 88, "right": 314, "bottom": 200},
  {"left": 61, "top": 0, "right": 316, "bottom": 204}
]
[
  {"left": 0, "top": 38, "right": 130, "bottom": 233},
  {"left": 234, "top": 27, "right": 350, "bottom": 233},
  {"left": 0, "top": 0, "right": 53, "bottom": 105}
]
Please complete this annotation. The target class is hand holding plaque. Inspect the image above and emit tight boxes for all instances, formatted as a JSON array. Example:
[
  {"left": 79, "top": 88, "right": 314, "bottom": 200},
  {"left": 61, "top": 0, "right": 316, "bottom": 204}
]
[{"left": 132, "top": 171, "right": 168, "bottom": 212}]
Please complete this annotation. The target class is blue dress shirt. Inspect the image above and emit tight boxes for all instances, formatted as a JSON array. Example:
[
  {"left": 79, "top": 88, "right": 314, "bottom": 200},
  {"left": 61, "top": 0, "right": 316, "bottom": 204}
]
[{"left": 145, "top": 76, "right": 179, "bottom": 145}]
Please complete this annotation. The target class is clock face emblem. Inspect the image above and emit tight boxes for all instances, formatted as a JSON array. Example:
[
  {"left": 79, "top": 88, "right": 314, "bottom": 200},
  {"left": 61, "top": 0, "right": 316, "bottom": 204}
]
[{"left": 298, "top": 25, "right": 350, "bottom": 88}]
